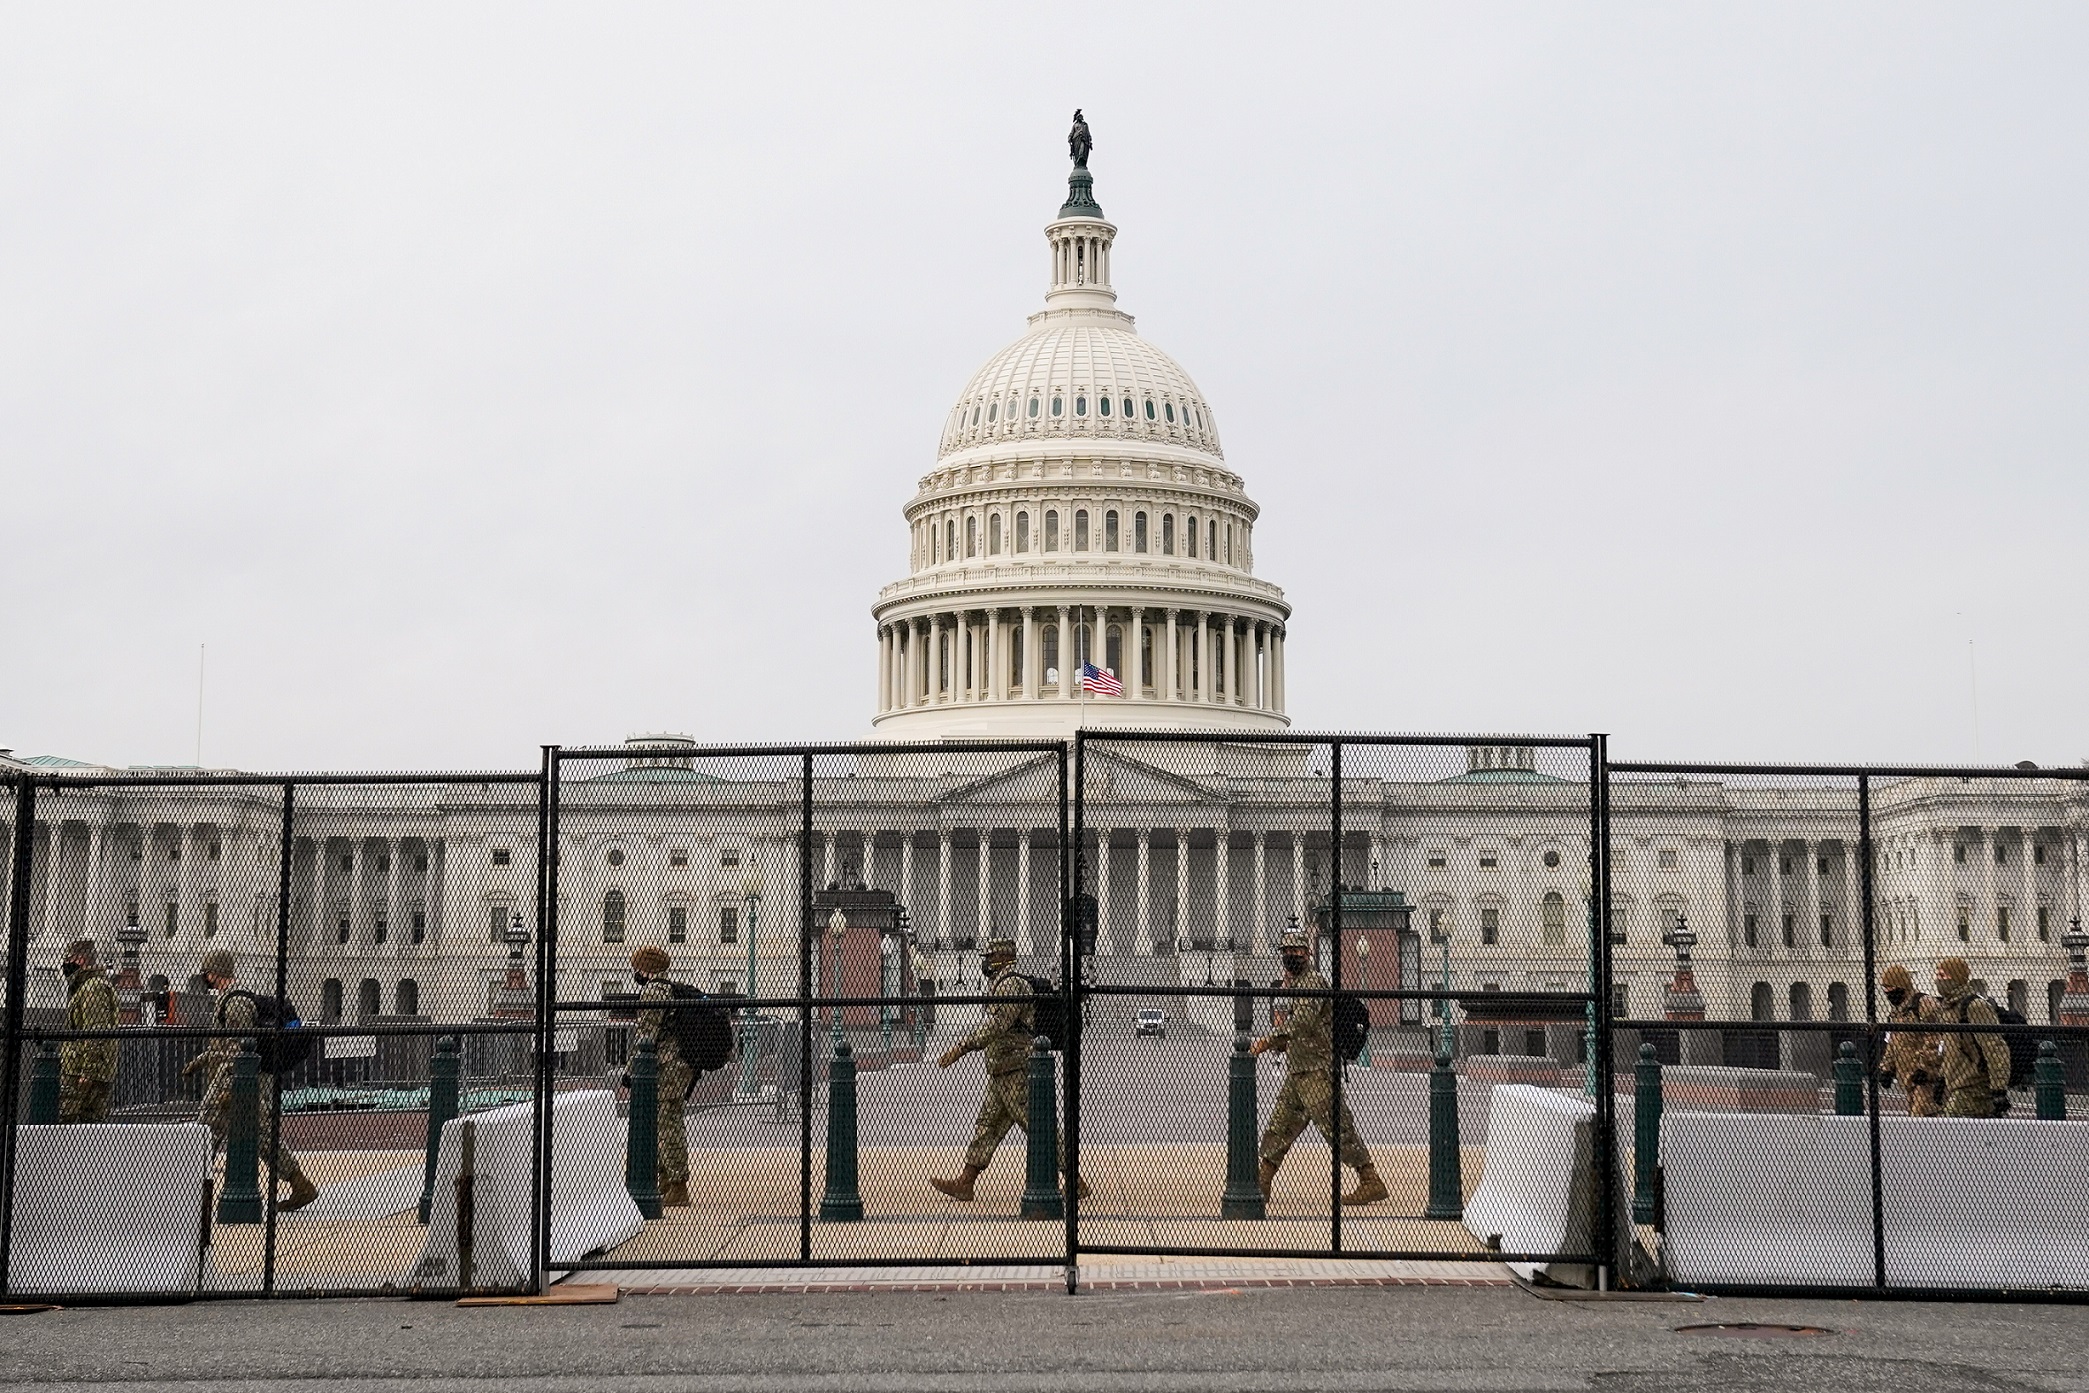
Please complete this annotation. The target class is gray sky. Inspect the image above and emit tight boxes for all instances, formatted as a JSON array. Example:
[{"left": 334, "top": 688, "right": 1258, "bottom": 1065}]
[{"left": 4, "top": 3, "right": 2084, "bottom": 772}]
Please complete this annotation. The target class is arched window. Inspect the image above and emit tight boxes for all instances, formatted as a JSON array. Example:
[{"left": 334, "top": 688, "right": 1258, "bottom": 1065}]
[
  {"left": 988, "top": 513, "right": 1001, "bottom": 554},
  {"left": 1226, "top": 523, "right": 1234, "bottom": 565},
  {"left": 1164, "top": 402, "right": 1176, "bottom": 423},
  {"left": 1541, "top": 891, "right": 1566, "bottom": 945},
  {"left": 322, "top": 978, "right": 343, "bottom": 1023},
  {"left": 1074, "top": 510, "right": 1089, "bottom": 551},
  {"left": 1139, "top": 624, "right": 1153, "bottom": 687},
  {"left": 1104, "top": 509, "right": 1119, "bottom": 551},
  {"left": 1788, "top": 981, "right": 1812, "bottom": 1021},
  {"left": 1015, "top": 511, "right": 1029, "bottom": 553},
  {"left": 1009, "top": 625, "right": 1024, "bottom": 688},
  {"left": 987, "top": 400, "right": 997, "bottom": 423},
  {"left": 1074, "top": 395, "right": 1087, "bottom": 417},
  {"left": 1161, "top": 514, "right": 1175, "bottom": 554},
  {"left": 1028, "top": 396, "right": 1040, "bottom": 419},
  {"left": 1042, "top": 623, "right": 1059, "bottom": 679},
  {"left": 603, "top": 889, "right": 627, "bottom": 944},
  {"left": 1826, "top": 982, "right": 1849, "bottom": 1022},
  {"left": 1750, "top": 982, "right": 1775, "bottom": 1021},
  {"left": 1045, "top": 510, "right": 1059, "bottom": 551},
  {"left": 1122, "top": 396, "right": 1134, "bottom": 418},
  {"left": 2008, "top": 979, "right": 2029, "bottom": 1017},
  {"left": 1144, "top": 398, "right": 1156, "bottom": 420},
  {"left": 946, "top": 519, "right": 956, "bottom": 562},
  {"left": 358, "top": 979, "right": 381, "bottom": 1019},
  {"left": 1051, "top": 395, "right": 1063, "bottom": 417},
  {"left": 2052, "top": 980, "right": 2067, "bottom": 1024},
  {"left": 1134, "top": 511, "right": 1148, "bottom": 552},
  {"left": 965, "top": 515, "right": 977, "bottom": 557},
  {"left": 1208, "top": 519, "right": 1218, "bottom": 558},
  {"left": 1185, "top": 514, "right": 1198, "bottom": 558},
  {"left": 971, "top": 405, "right": 980, "bottom": 425},
  {"left": 1098, "top": 395, "right": 1112, "bottom": 417},
  {"left": 1104, "top": 624, "right": 1124, "bottom": 675},
  {"left": 395, "top": 979, "right": 420, "bottom": 1016}
]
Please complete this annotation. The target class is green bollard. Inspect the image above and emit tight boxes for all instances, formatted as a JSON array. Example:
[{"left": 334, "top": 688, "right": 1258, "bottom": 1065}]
[
  {"left": 2036, "top": 1040, "right": 2067, "bottom": 1121},
  {"left": 1020, "top": 1036, "right": 1063, "bottom": 1220},
  {"left": 419, "top": 1035, "right": 460, "bottom": 1224},
  {"left": 819, "top": 1037, "right": 863, "bottom": 1221},
  {"left": 1833, "top": 1040, "right": 1864, "bottom": 1117},
  {"left": 1425, "top": 1051, "right": 1463, "bottom": 1220},
  {"left": 217, "top": 1040, "right": 264, "bottom": 1223},
  {"left": 626, "top": 1034, "right": 663, "bottom": 1219},
  {"left": 1632, "top": 1042, "right": 1662, "bottom": 1224},
  {"left": 1220, "top": 1028, "right": 1265, "bottom": 1220},
  {"left": 28, "top": 1042, "right": 61, "bottom": 1125}
]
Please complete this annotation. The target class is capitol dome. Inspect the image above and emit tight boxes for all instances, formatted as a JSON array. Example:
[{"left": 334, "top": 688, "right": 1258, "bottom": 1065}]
[{"left": 871, "top": 136, "right": 1291, "bottom": 740}]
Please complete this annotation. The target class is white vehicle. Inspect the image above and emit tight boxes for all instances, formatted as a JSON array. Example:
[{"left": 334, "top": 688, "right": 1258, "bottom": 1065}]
[{"left": 1133, "top": 1008, "right": 1167, "bottom": 1038}]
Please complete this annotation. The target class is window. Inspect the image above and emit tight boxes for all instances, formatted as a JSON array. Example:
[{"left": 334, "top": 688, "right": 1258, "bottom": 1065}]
[
  {"left": 1827, "top": 982, "right": 1850, "bottom": 1022},
  {"left": 338, "top": 909, "right": 351, "bottom": 944},
  {"left": 396, "top": 979, "right": 419, "bottom": 1016},
  {"left": 164, "top": 902, "right": 179, "bottom": 938},
  {"left": 1742, "top": 856, "right": 1755, "bottom": 875},
  {"left": 490, "top": 905, "right": 510, "bottom": 942},
  {"left": 1478, "top": 854, "right": 1498, "bottom": 869},
  {"left": 491, "top": 848, "right": 511, "bottom": 867},
  {"left": 1658, "top": 849, "right": 1679, "bottom": 869},
  {"left": 1957, "top": 906, "right": 1970, "bottom": 942},
  {"left": 1208, "top": 520, "right": 1218, "bottom": 557},
  {"left": 606, "top": 847, "right": 625, "bottom": 868},
  {"left": 965, "top": 515, "right": 977, "bottom": 557},
  {"left": 414, "top": 853, "right": 428, "bottom": 873},
  {"left": 1144, "top": 398, "right": 1155, "bottom": 419},
  {"left": 1428, "top": 853, "right": 1447, "bottom": 869},
  {"left": 987, "top": 400, "right": 997, "bottom": 423},
  {"left": 1105, "top": 509, "right": 1119, "bottom": 551},
  {"left": 1098, "top": 394, "right": 1111, "bottom": 417},
  {"left": 203, "top": 901, "right": 219, "bottom": 938},
  {"left": 2033, "top": 842, "right": 2047, "bottom": 865},
  {"left": 1995, "top": 844, "right": 2007, "bottom": 865},
  {"left": 374, "top": 909, "right": 388, "bottom": 945},
  {"left": 1744, "top": 912, "right": 1758, "bottom": 947},
  {"left": 602, "top": 890, "right": 626, "bottom": 943},
  {"left": 411, "top": 908, "right": 426, "bottom": 944},
  {"left": 669, "top": 848, "right": 689, "bottom": 868},
  {"left": 1480, "top": 907, "right": 1499, "bottom": 945},
  {"left": 1780, "top": 856, "right": 1792, "bottom": 875},
  {"left": 1074, "top": 395, "right": 1087, "bottom": 417},
  {"left": 721, "top": 849, "right": 741, "bottom": 867},
  {"left": 1819, "top": 913, "right": 1831, "bottom": 947},
  {"left": 1781, "top": 913, "right": 1795, "bottom": 948},
  {"left": 947, "top": 519, "right": 956, "bottom": 559},
  {"left": 339, "top": 853, "right": 353, "bottom": 872},
  {"left": 358, "top": 979, "right": 381, "bottom": 1019},
  {"left": 1541, "top": 892, "right": 1566, "bottom": 945},
  {"left": 1122, "top": 396, "right": 1134, "bottom": 418},
  {"left": 1428, "top": 908, "right": 1448, "bottom": 941},
  {"left": 1954, "top": 844, "right": 1966, "bottom": 864},
  {"left": 209, "top": 841, "right": 221, "bottom": 861},
  {"left": 719, "top": 906, "right": 739, "bottom": 944},
  {"left": 377, "top": 852, "right": 390, "bottom": 871},
  {"left": 668, "top": 906, "right": 688, "bottom": 943},
  {"left": 168, "top": 841, "right": 180, "bottom": 861},
  {"left": 1185, "top": 514, "right": 1198, "bottom": 558},
  {"left": 1226, "top": 524, "right": 1234, "bottom": 564},
  {"left": 1997, "top": 906, "right": 2010, "bottom": 942},
  {"left": 1612, "top": 984, "right": 1631, "bottom": 1017},
  {"left": 1161, "top": 514, "right": 1174, "bottom": 554},
  {"left": 1165, "top": 402, "right": 1176, "bottom": 423},
  {"left": 2038, "top": 906, "right": 2051, "bottom": 942},
  {"left": 1028, "top": 396, "right": 1040, "bottom": 418},
  {"left": 1015, "top": 512, "right": 1029, "bottom": 552},
  {"left": 1075, "top": 509, "right": 1090, "bottom": 550},
  {"left": 989, "top": 513, "right": 1002, "bottom": 554},
  {"left": 1134, "top": 511, "right": 1148, "bottom": 552},
  {"left": 1051, "top": 395, "right": 1063, "bottom": 416},
  {"left": 322, "top": 979, "right": 343, "bottom": 1022},
  {"left": 1045, "top": 510, "right": 1059, "bottom": 551}
]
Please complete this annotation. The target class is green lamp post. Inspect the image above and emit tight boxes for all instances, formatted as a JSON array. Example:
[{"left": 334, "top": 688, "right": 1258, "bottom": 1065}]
[{"left": 736, "top": 868, "right": 763, "bottom": 1097}]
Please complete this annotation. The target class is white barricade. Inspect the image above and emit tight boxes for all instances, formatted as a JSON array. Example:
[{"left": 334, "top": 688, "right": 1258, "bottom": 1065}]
[
  {"left": 408, "top": 1089, "right": 642, "bottom": 1290},
  {"left": 8, "top": 1123, "right": 214, "bottom": 1294},
  {"left": 1664, "top": 1113, "right": 2089, "bottom": 1290},
  {"left": 1463, "top": 1085, "right": 1644, "bottom": 1287}
]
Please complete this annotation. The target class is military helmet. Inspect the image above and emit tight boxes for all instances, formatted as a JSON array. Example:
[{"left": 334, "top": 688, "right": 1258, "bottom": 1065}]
[
  {"left": 983, "top": 936, "right": 1018, "bottom": 959},
  {"left": 1279, "top": 929, "right": 1309, "bottom": 952},
  {"left": 199, "top": 949, "right": 237, "bottom": 980},
  {"left": 1881, "top": 964, "right": 1912, "bottom": 991},
  {"left": 1934, "top": 956, "right": 1971, "bottom": 986},
  {"left": 65, "top": 938, "right": 98, "bottom": 965},
  {"left": 631, "top": 945, "right": 671, "bottom": 976}
]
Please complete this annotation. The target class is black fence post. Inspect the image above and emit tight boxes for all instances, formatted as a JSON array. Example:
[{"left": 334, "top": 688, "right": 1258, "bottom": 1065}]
[
  {"left": 1062, "top": 737, "right": 1080, "bottom": 1294},
  {"left": 1858, "top": 772, "right": 1886, "bottom": 1291},
  {"left": 626, "top": 1035, "right": 662, "bottom": 1219},
  {"left": 217, "top": 1042, "right": 264, "bottom": 1223},
  {"left": 1631, "top": 1043, "right": 1662, "bottom": 1224},
  {"left": 819, "top": 1036, "right": 863, "bottom": 1222},
  {"left": 1221, "top": 987, "right": 1264, "bottom": 1221},
  {"left": 261, "top": 780, "right": 294, "bottom": 1296},
  {"left": 0, "top": 775, "right": 39, "bottom": 1295},
  {"left": 1021, "top": 1035, "right": 1063, "bottom": 1220},
  {"left": 2036, "top": 1041, "right": 2066, "bottom": 1120},
  {"left": 1426, "top": 1047, "right": 1464, "bottom": 1221},
  {"left": 799, "top": 752, "right": 814, "bottom": 1260},
  {"left": 1590, "top": 734, "right": 1616, "bottom": 1289},
  {"left": 1834, "top": 1041, "right": 1864, "bottom": 1116},
  {"left": 533, "top": 746, "right": 560, "bottom": 1293},
  {"left": 420, "top": 1035, "right": 460, "bottom": 1223}
]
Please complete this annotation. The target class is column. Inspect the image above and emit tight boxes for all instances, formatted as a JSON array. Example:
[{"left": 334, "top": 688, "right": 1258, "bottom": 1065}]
[
  {"left": 1175, "top": 830, "right": 1191, "bottom": 945},
  {"left": 1249, "top": 623, "right": 1264, "bottom": 709},
  {"left": 824, "top": 833, "right": 838, "bottom": 891},
  {"left": 960, "top": 613, "right": 974, "bottom": 701},
  {"left": 1252, "top": 832, "right": 1268, "bottom": 954},
  {"left": 901, "top": 833, "right": 917, "bottom": 927},
  {"left": 1057, "top": 607, "right": 1073, "bottom": 699},
  {"left": 1136, "top": 830, "right": 1153, "bottom": 954},
  {"left": 1095, "top": 829, "right": 1114, "bottom": 955},
  {"left": 1165, "top": 610, "right": 1179, "bottom": 702},
  {"left": 1216, "top": 831, "right": 1232, "bottom": 952},
  {"left": 1195, "top": 611, "right": 1210, "bottom": 703},
  {"left": 1291, "top": 835, "right": 1307, "bottom": 927},
  {"left": 1129, "top": 609, "right": 1145, "bottom": 700},
  {"left": 937, "top": 830, "right": 953, "bottom": 945},
  {"left": 1235, "top": 621, "right": 1249, "bottom": 706},
  {"left": 877, "top": 627, "right": 891, "bottom": 714},
  {"left": 1769, "top": 840, "right": 1788, "bottom": 955},
  {"left": 928, "top": 615, "right": 945, "bottom": 702},
  {"left": 1271, "top": 627, "right": 1286, "bottom": 713},
  {"left": 2020, "top": 827, "right": 2038, "bottom": 949},
  {"left": 976, "top": 830, "right": 993, "bottom": 942},
  {"left": 987, "top": 610, "right": 1003, "bottom": 701},
  {"left": 1022, "top": 607, "right": 1039, "bottom": 700},
  {"left": 1016, "top": 832, "right": 1034, "bottom": 954}
]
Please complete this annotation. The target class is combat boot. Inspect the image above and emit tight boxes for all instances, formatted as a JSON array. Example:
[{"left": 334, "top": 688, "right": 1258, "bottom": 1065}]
[
  {"left": 930, "top": 1165, "right": 984, "bottom": 1201},
  {"left": 1257, "top": 1159, "right": 1279, "bottom": 1198},
  {"left": 660, "top": 1181, "right": 691, "bottom": 1208},
  {"left": 1341, "top": 1165, "right": 1388, "bottom": 1207},
  {"left": 279, "top": 1172, "right": 319, "bottom": 1213},
  {"left": 1062, "top": 1171, "right": 1092, "bottom": 1200}
]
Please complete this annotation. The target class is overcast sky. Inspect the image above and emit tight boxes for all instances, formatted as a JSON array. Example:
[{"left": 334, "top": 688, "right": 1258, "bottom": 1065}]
[{"left": 4, "top": 4, "right": 2084, "bottom": 773}]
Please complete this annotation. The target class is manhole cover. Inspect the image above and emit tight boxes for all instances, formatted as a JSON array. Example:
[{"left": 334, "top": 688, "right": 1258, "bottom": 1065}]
[{"left": 1675, "top": 1323, "right": 1835, "bottom": 1338}]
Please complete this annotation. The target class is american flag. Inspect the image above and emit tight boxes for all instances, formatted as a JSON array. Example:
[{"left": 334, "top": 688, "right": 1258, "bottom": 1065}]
[{"left": 1079, "top": 662, "right": 1124, "bottom": 697}]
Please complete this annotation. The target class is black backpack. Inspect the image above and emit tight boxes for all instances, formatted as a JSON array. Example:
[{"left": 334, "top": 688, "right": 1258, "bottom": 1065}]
[
  {"left": 1015, "top": 974, "right": 1069, "bottom": 1053},
  {"left": 663, "top": 981, "right": 735, "bottom": 1075},
  {"left": 1333, "top": 993, "right": 1370, "bottom": 1064},
  {"left": 1954, "top": 996, "right": 2037, "bottom": 1087},
  {"left": 219, "top": 990, "right": 314, "bottom": 1074}
]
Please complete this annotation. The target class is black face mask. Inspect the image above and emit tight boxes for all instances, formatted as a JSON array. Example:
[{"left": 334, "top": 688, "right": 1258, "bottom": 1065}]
[
  {"left": 1885, "top": 986, "right": 1908, "bottom": 1007},
  {"left": 632, "top": 972, "right": 649, "bottom": 985},
  {"left": 1281, "top": 954, "right": 1308, "bottom": 974}
]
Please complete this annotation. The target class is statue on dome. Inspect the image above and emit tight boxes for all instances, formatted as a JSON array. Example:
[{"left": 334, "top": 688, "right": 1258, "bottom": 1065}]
[{"left": 1068, "top": 109, "right": 1092, "bottom": 168}]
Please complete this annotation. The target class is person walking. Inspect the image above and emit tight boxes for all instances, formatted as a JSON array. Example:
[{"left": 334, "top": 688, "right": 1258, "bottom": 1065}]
[
  {"left": 1931, "top": 957, "right": 2013, "bottom": 1118},
  {"left": 929, "top": 937, "right": 1085, "bottom": 1202},
  {"left": 631, "top": 945, "right": 692, "bottom": 1208},
  {"left": 1878, "top": 964, "right": 1943, "bottom": 1117},
  {"left": 59, "top": 939, "right": 118, "bottom": 1123},
  {"left": 185, "top": 949, "right": 318, "bottom": 1211},
  {"left": 1252, "top": 929, "right": 1386, "bottom": 1205}
]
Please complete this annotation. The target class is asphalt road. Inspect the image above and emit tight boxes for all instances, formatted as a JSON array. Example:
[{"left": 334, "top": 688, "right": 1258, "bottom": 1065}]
[{"left": 2, "top": 1286, "right": 2081, "bottom": 1393}]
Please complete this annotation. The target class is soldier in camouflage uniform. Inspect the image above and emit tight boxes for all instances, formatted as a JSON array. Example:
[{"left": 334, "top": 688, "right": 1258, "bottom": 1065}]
[
  {"left": 1877, "top": 964, "right": 1943, "bottom": 1117},
  {"left": 185, "top": 949, "right": 318, "bottom": 1211},
  {"left": 929, "top": 938, "right": 1086, "bottom": 1202},
  {"left": 1931, "top": 957, "right": 2013, "bottom": 1118},
  {"left": 1251, "top": 929, "right": 1387, "bottom": 1205},
  {"left": 631, "top": 945, "right": 692, "bottom": 1207},
  {"left": 59, "top": 939, "right": 118, "bottom": 1123}
]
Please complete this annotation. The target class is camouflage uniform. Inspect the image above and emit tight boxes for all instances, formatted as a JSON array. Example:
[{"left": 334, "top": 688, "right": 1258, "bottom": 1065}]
[
  {"left": 1881, "top": 992, "right": 1943, "bottom": 1118},
  {"left": 193, "top": 989, "right": 308, "bottom": 1183},
  {"left": 1933, "top": 985, "right": 2012, "bottom": 1118},
  {"left": 636, "top": 977, "right": 692, "bottom": 1188},
  {"left": 60, "top": 963, "right": 118, "bottom": 1123},
  {"left": 1259, "top": 965, "right": 1371, "bottom": 1173},
  {"left": 957, "top": 964, "right": 1062, "bottom": 1172}
]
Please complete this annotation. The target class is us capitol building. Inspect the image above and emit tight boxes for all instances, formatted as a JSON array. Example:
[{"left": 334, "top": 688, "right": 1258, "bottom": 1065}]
[{"left": 5, "top": 128, "right": 2085, "bottom": 1058}]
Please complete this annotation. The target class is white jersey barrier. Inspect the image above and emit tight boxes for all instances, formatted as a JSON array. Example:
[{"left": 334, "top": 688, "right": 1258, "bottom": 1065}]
[
  {"left": 408, "top": 1089, "right": 643, "bottom": 1290},
  {"left": 1664, "top": 1113, "right": 2089, "bottom": 1290},
  {"left": 1463, "top": 1085, "right": 1645, "bottom": 1287},
  {"left": 8, "top": 1123, "right": 214, "bottom": 1295}
]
